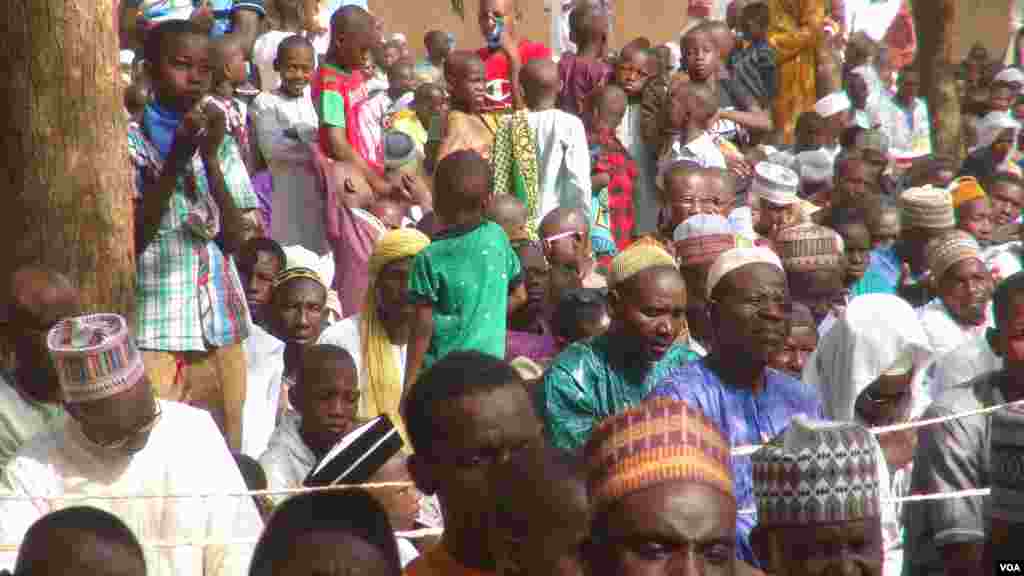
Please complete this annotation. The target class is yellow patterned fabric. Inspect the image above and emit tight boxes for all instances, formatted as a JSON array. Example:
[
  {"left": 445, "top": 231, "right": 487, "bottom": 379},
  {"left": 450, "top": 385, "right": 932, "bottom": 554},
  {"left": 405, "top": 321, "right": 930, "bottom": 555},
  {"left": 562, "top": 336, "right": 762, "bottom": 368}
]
[
  {"left": 492, "top": 110, "right": 541, "bottom": 237},
  {"left": 585, "top": 397, "right": 735, "bottom": 508},
  {"left": 768, "top": 0, "right": 826, "bottom": 144}
]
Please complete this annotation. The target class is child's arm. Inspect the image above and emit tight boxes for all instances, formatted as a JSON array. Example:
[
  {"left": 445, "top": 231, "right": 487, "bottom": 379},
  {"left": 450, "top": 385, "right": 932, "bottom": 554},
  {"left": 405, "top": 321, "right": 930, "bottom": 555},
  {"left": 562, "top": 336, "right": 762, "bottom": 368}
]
[
  {"left": 201, "top": 105, "right": 249, "bottom": 255},
  {"left": 136, "top": 129, "right": 198, "bottom": 253},
  {"left": 253, "top": 98, "right": 313, "bottom": 165},
  {"left": 324, "top": 126, "right": 393, "bottom": 198},
  {"left": 403, "top": 302, "right": 434, "bottom": 393}
]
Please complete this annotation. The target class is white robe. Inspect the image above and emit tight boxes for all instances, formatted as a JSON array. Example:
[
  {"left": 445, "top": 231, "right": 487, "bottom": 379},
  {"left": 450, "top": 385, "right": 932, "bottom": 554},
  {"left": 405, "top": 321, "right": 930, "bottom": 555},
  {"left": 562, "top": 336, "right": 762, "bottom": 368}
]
[
  {"left": 318, "top": 313, "right": 408, "bottom": 419},
  {"left": 241, "top": 324, "right": 285, "bottom": 458},
  {"left": 617, "top": 102, "right": 658, "bottom": 234},
  {"left": 258, "top": 411, "right": 315, "bottom": 504},
  {"left": 527, "top": 109, "right": 592, "bottom": 221},
  {"left": 0, "top": 375, "right": 64, "bottom": 472},
  {"left": 251, "top": 89, "right": 326, "bottom": 253},
  {"left": 0, "top": 401, "right": 262, "bottom": 576}
]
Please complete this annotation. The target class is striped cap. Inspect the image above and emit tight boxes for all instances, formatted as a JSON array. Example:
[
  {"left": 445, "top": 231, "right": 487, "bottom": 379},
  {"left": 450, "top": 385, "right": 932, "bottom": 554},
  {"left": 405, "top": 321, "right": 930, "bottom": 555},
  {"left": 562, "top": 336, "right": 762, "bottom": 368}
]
[
  {"left": 47, "top": 314, "right": 145, "bottom": 404},
  {"left": 775, "top": 223, "right": 845, "bottom": 273}
]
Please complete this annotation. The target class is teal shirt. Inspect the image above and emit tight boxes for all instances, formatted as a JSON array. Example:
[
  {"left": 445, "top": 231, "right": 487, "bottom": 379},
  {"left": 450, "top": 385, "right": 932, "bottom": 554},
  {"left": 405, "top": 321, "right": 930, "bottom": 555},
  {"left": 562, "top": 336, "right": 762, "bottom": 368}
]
[
  {"left": 409, "top": 221, "right": 522, "bottom": 370},
  {"left": 850, "top": 265, "right": 896, "bottom": 298},
  {"left": 537, "top": 334, "right": 698, "bottom": 453}
]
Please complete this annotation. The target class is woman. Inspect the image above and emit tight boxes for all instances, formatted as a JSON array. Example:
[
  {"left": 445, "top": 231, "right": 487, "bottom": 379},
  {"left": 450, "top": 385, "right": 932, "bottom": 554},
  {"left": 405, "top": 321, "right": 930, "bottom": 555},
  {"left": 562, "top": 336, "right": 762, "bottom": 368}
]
[
  {"left": 767, "top": 0, "right": 826, "bottom": 143},
  {"left": 959, "top": 111, "right": 1023, "bottom": 182},
  {"left": 802, "top": 294, "right": 934, "bottom": 576}
]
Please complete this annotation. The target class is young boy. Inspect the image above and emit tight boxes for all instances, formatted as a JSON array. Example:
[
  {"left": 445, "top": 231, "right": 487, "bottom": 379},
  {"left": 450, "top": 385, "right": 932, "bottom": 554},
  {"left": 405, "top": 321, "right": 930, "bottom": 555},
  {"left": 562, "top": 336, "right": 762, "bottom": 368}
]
[
  {"left": 252, "top": 34, "right": 326, "bottom": 252},
  {"left": 313, "top": 5, "right": 394, "bottom": 198},
  {"left": 404, "top": 151, "right": 526, "bottom": 386},
  {"left": 615, "top": 41, "right": 659, "bottom": 234},
  {"left": 730, "top": 1, "right": 776, "bottom": 108},
  {"left": 514, "top": 58, "right": 592, "bottom": 224},
  {"left": 658, "top": 81, "right": 727, "bottom": 173},
  {"left": 10, "top": 507, "right": 147, "bottom": 576},
  {"left": 207, "top": 34, "right": 256, "bottom": 172},
  {"left": 129, "top": 19, "right": 259, "bottom": 453},
  {"left": 952, "top": 176, "right": 994, "bottom": 246},
  {"left": 586, "top": 84, "right": 636, "bottom": 253},
  {"left": 557, "top": 2, "right": 610, "bottom": 117},
  {"left": 435, "top": 51, "right": 495, "bottom": 164},
  {"left": 834, "top": 212, "right": 893, "bottom": 297},
  {"left": 357, "top": 60, "right": 420, "bottom": 170},
  {"left": 487, "top": 193, "right": 529, "bottom": 241}
]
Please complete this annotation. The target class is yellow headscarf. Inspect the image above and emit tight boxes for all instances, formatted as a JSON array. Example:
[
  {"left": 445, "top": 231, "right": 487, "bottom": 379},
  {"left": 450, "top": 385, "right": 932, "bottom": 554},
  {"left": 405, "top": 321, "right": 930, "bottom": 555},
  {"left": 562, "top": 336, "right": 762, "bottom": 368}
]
[{"left": 360, "top": 229, "right": 431, "bottom": 429}]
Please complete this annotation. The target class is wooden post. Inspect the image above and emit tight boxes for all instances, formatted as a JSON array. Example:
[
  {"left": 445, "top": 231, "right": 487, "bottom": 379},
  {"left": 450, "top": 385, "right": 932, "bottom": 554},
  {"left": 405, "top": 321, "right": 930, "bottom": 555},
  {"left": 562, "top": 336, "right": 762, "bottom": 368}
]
[
  {"left": 0, "top": 1, "right": 136, "bottom": 316},
  {"left": 913, "top": 0, "right": 962, "bottom": 160}
]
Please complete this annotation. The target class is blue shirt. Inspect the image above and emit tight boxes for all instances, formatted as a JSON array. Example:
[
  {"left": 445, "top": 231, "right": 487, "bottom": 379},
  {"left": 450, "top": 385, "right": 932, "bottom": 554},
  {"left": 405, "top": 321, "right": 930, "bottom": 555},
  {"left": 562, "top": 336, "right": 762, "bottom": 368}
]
[{"left": 647, "top": 359, "right": 823, "bottom": 568}]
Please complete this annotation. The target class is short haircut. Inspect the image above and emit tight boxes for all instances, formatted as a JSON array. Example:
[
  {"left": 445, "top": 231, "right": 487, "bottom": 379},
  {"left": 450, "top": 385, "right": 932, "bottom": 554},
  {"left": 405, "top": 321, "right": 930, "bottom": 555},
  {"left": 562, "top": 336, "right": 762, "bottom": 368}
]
[
  {"left": 403, "top": 351, "right": 524, "bottom": 456},
  {"left": 554, "top": 288, "right": 609, "bottom": 341},
  {"left": 277, "top": 34, "right": 315, "bottom": 59},
  {"left": 210, "top": 34, "right": 245, "bottom": 70},
  {"left": 238, "top": 237, "right": 286, "bottom": 273},
  {"left": 742, "top": 2, "right": 770, "bottom": 23},
  {"left": 433, "top": 150, "right": 492, "bottom": 218},
  {"left": 995, "top": 272, "right": 1024, "bottom": 328},
  {"left": 296, "top": 344, "right": 356, "bottom": 392},
  {"left": 331, "top": 5, "right": 371, "bottom": 37},
  {"left": 415, "top": 82, "right": 445, "bottom": 102},
  {"left": 16, "top": 506, "right": 144, "bottom": 570},
  {"left": 144, "top": 19, "right": 208, "bottom": 65},
  {"left": 249, "top": 489, "right": 402, "bottom": 576}
]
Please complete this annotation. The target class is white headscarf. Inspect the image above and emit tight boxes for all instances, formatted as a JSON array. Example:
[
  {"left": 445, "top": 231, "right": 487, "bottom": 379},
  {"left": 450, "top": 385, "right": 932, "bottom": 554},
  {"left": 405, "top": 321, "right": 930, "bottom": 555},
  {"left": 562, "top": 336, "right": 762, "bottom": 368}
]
[
  {"left": 802, "top": 294, "right": 934, "bottom": 422},
  {"left": 971, "top": 111, "right": 1021, "bottom": 153}
]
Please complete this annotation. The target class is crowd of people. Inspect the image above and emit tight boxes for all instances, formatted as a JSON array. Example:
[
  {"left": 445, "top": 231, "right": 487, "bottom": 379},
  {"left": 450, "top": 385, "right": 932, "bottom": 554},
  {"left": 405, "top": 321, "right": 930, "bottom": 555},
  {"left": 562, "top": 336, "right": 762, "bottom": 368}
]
[{"left": 3, "top": 0, "right": 1024, "bottom": 574}]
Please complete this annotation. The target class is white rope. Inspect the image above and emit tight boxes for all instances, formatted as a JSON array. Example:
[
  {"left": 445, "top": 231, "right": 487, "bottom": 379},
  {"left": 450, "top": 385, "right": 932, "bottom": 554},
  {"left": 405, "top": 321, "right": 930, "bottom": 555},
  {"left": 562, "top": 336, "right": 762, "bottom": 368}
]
[{"left": 0, "top": 481, "right": 414, "bottom": 502}]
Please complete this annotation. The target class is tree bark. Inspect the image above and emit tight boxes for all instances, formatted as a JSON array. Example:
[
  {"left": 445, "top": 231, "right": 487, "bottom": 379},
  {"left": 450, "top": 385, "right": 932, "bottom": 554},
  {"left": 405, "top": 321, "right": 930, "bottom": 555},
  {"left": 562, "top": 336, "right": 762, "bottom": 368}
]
[
  {"left": 0, "top": 1, "right": 135, "bottom": 318},
  {"left": 913, "top": 0, "right": 962, "bottom": 160}
]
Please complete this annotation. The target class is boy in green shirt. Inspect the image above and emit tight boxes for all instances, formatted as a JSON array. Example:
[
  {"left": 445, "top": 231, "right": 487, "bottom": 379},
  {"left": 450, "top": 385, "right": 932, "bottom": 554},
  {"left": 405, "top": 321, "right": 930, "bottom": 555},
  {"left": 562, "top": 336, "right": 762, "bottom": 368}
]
[{"left": 405, "top": 150, "right": 527, "bottom": 388}]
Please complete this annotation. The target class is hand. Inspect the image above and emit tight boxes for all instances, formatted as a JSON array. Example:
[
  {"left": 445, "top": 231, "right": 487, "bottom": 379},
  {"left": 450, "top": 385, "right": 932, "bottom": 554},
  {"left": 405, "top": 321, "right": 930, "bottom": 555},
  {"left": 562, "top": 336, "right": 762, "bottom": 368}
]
[
  {"left": 199, "top": 102, "right": 228, "bottom": 160},
  {"left": 401, "top": 173, "right": 432, "bottom": 206},
  {"left": 725, "top": 154, "right": 752, "bottom": 179}
]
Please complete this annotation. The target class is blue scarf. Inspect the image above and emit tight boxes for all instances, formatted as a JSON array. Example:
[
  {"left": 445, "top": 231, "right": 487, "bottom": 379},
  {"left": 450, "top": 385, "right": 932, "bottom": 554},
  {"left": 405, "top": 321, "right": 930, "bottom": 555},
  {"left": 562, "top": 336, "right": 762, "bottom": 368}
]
[{"left": 142, "top": 102, "right": 181, "bottom": 160}]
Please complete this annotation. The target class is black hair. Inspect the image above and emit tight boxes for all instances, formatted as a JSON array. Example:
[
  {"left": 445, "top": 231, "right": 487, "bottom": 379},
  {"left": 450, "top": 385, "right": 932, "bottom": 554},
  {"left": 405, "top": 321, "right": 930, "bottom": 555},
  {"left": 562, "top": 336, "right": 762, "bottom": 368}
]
[
  {"left": 237, "top": 237, "right": 286, "bottom": 275},
  {"left": 424, "top": 30, "right": 448, "bottom": 48},
  {"left": 994, "top": 272, "right": 1024, "bottom": 328},
  {"left": 143, "top": 19, "right": 208, "bottom": 66},
  {"left": 415, "top": 82, "right": 445, "bottom": 102},
  {"left": 403, "top": 351, "right": 525, "bottom": 456},
  {"left": 570, "top": 2, "right": 608, "bottom": 47},
  {"left": 330, "top": 5, "right": 371, "bottom": 38},
  {"left": 742, "top": 2, "right": 770, "bottom": 24},
  {"left": 16, "top": 507, "right": 145, "bottom": 571},
  {"left": 297, "top": 344, "right": 357, "bottom": 393},
  {"left": 249, "top": 489, "right": 402, "bottom": 576},
  {"left": 233, "top": 453, "right": 268, "bottom": 491},
  {"left": 554, "top": 288, "right": 609, "bottom": 342},
  {"left": 276, "top": 34, "right": 315, "bottom": 60},
  {"left": 433, "top": 149, "right": 492, "bottom": 221}
]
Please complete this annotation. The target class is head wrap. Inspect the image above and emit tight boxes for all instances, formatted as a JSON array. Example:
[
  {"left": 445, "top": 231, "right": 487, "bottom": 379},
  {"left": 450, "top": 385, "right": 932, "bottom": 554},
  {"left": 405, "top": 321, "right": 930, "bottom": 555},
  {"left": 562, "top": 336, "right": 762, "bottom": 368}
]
[
  {"left": 802, "top": 294, "right": 933, "bottom": 422},
  {"left": 752, "top": 417, "right": 882, "bottom": 527},
  {"left": 360, "top": 229, "right": 431, "bottom": 429},
  {"left": 900, "top": 186, "right": 955, "bottom": 230},
  {"left": 751, "top": 162, "right": 800, "bottom": 206},
  {"left": 989, "top": 404, "right": 1024, "bottom": 523},
  {"left": 608, "top": 244, "right": 677, "bottom": 288},
  {"left": 814, "top": 92, "right": 852, "bottom": 118},
  {"left": 584, "top": 397, "right": 734, "bottom": 509},
  {"left": 706, "top": 247, "right": 784, "bottom": 299},
  {"left": 673, "top": 214, "right": 737, "bottom": 268},
  {"left": 949, "top": 176, "right": 987, "bottom": 209},
  {"left": 926, "top": 230, "right": 983, "bottom": 281},
  {"left": 47, "top": 314, "right": 144, "bottom": 404},
  {"left": 775, "top": 223, "right": 845, "bottom": 273},
  {"left": 971, "top": 111, "right": 1021, "bottom": 154},
  {"left": 795, "top": 148, "right": 834, "bottom": 185}
]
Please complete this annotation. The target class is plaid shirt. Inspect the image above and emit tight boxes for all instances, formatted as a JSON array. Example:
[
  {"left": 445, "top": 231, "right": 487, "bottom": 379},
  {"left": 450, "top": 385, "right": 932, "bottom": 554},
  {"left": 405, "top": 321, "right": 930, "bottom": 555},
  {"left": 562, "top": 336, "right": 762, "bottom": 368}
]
[{"left": 128, "top": 122, "right": 257, "bottom": 352}]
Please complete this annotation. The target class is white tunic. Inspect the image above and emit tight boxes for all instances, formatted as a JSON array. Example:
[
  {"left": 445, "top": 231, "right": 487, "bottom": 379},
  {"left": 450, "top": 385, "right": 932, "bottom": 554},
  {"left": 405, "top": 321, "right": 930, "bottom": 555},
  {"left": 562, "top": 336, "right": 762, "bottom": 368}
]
[
  {"left": 527, "top": 109, "right": 592, "bottom": 221},
  {"left": 241, "top": 324, "right": 286, "bottom": 458},
  {"left": 0, "top": 401, "right": 263, "bottom": 576},
  {"left": 251, "top": 89, "right": 327, "bottom": 253}
]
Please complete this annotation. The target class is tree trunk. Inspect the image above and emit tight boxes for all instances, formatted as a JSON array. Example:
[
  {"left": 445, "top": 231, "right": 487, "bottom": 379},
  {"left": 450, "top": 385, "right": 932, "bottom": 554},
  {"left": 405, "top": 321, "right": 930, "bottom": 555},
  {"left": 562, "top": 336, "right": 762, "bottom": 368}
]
[
  {"left": 0, "top": 1, "right": 135, "bottom": 317},
  {"left": 913, "top": 0, "right": 962, "bottom": 160}
]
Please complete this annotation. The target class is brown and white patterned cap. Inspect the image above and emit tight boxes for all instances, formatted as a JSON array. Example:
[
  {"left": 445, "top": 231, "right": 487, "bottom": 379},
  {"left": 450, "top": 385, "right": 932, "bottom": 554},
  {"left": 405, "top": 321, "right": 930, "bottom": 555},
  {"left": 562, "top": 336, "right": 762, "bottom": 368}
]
[{"left": 900, "top": 185, "right": 955, "bottom": 230}]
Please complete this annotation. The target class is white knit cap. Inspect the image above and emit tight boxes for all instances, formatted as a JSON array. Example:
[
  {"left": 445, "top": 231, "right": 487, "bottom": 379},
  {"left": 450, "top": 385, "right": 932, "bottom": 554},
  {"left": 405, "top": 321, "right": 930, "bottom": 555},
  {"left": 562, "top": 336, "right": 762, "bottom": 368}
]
[
  {"left": 751, "top": 162, "right": 800, "bottom": 206},
  {"left": 995, "top": 66, "right": 1024, "bottom": 91},
  {"left": 706, "top": 247, "right": 784, "bottom": 299},
  {"left": 815, "top": 92, "right": 852, "bottom": 118},
  {"left": 796, "top": 149, "right": 835, "bottom": 184}
]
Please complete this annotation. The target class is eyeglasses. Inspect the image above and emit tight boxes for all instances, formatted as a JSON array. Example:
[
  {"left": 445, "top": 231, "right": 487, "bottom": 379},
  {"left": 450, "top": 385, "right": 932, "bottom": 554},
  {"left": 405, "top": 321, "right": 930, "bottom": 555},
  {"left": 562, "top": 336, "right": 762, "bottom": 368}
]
[{"left": 82, "top": 404, "right": 163, "bottom": 451}]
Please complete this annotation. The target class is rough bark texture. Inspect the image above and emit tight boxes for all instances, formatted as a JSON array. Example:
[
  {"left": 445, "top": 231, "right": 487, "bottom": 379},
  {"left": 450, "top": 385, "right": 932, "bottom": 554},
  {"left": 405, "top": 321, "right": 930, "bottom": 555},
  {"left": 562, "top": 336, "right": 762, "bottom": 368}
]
[
  {"left": 913, "top": 0, "right": 963, "bottom": 160},
  {"left": 0, "top": 1, "right": 135, "bottom": 316}
]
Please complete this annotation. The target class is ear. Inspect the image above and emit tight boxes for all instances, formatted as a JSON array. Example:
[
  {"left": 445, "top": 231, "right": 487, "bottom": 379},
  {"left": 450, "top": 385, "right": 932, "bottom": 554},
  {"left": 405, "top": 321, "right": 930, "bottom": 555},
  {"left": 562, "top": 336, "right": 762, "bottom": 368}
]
[{"left": 408, "top": 452, "right": 440, "bottom": 495}]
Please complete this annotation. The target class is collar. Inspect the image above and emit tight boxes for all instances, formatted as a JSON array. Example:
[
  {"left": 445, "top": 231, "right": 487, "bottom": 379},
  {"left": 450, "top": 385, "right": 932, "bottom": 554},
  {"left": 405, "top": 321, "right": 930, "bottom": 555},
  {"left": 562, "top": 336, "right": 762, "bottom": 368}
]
[{"left": 433, "top": 220, "right": 486, "bottom": 240}]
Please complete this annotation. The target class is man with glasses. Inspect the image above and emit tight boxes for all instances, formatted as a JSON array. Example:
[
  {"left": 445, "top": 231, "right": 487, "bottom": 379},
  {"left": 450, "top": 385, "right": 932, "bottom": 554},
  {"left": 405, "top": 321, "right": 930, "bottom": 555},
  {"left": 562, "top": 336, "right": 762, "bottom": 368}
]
[
  {"left": 0, "top": 267, "right": 78, "bottom": 469},
  {"left": 0, "top": 313, "right": 262, "bottom": 575}
]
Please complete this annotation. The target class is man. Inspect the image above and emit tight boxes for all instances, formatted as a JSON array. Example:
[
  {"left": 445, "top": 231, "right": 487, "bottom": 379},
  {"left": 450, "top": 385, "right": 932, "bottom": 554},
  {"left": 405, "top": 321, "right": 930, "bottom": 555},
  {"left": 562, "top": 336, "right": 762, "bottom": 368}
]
[
  {"left": 0, "top": 267, "right": 76, "bottom": 469},
  {"left": 918, "top": 231, "right": 994, "bottom": 361},
  {"left": 890, "top": 67, "right": 932, "bottom": 159},
  {"left": 259, "top": 344, "right": 361, "bottom": 499},
  {"left": 648, "top": 246, "right": 823, "bottom": 567},
  {"left": 538, "top": 244, "right": 698, "bottom": 453},
  {"left": 986, "top": 172, "right": 1024, "bottom": 229},
  {"left": 775, "top": 223, "right": 847, "bottom": 331},
  {"left": 896, "top": 185, "right": 957, "bottom": 307},
  {"left": 851, "top": 129, "right": 901, "bottom": 197},
  {"left": 752, "top": 418, "right": 885, "bottom": 576},
  {"left": 477, "top": 0, "right": 551, "bottom": 112},
  {"left": 0, "top": 313, "right": 262, "bottom": 575},
  {"left": 582, "top": 397, "right": 742, "bottom": 576},
  {"left": 905, "top": 272, "right": 1024, "bottom": 576},
  {"left": 813, "top": 91, "right": 853, "bottom": 156},
  {"left": 268, "top": 265, "right": 329, "bottom": 386},
  {"left": 672, "top": 214, "right": 738, "bottom": 356},
  {"left": 318, "top": 228, "right": 431, "bottom": 425},
  {"left": 751, "top": 161, "right": 802, "bottom": 243},
  {"left": 404, "top": 351, "right": 542, "bottom": 576},
  {"left": 815, "top": 151, "right": 874, "bottom": 228}
]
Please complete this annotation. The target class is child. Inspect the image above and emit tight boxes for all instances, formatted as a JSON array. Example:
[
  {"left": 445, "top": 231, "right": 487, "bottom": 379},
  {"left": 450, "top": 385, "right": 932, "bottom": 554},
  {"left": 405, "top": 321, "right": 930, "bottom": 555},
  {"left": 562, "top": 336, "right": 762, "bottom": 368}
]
[
  {"left": 207, "top": 34, "right": 256, "bottom": 172},
  {"left": 730, "top": 1, "right": 776, "bottom": 108},
  {"left": 124, "top": 83, "right": 150, "bottom": 126},
  {"left": 252, "top": 0, "right": 307, "bottom": 93},
  {"left": 614, "top": 41, "right": 659, "bottom": 234},
  {"left": 502, "top": 58, "right": 591, "bottom": 229},
  {"left": 658, "top": 81, "right": 727, "bottom": 173},
  {"left": 391, "top": 82, "right": 448, "bottom": 157},
  {"left": 252, "top": 35, "right": 327, "bottom": 253},
  {"left": 586, "top": 84, "right": 635, "bottom": 256},
  {"left": 313, "top": 5, "right": 394, "bottom": 199},
  {"left": 404, "top": 151, "right": 526, "bottom": 386},
  {"left": 552, "top": 287, "right": 610, "bottom": 348},
  {"left": 834, "top": 211, "right": 893, "bottom": 297},
  {"left": 557, "top": 2, "right": 611, "bottom": 117},
  {"left": 10, "top": 507, "right": 146, "bottom": 576},
  {"left": 358, "top": 60, "right": 419, "bottom": 170},
  {"left": 368, "top": 39, "right": 404, "bottom": 96},
  {"left": 487, "top": 193, "right": 530, "bottom": 241},
  {"left": 952, "top": 176, "right": 994, "bottom": 246},
  {"left": 434, "top": 51, "right": 495, "bottom": 164}
]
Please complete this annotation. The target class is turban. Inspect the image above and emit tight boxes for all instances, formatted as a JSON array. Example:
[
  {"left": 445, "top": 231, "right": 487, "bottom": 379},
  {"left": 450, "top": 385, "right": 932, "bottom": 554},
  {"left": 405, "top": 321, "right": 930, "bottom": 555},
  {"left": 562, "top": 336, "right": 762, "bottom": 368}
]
[
  {"left": 608, "top": 243, "right": 677, "bottom": 288},
  {"left": 926, "top": 230, "right": 982, "bottom": 281},
  {"left": 706, "top": 247, "right": 783, "bottom": 299},
  {"left": 360, "top": 229, "right": 431, "bottom": 432},
  {"left": 48, "top": 314, "right": 144, "bottom": 404},
  {"left": 900, "top": 186, "right": 955, "bottom": 230},
  {"left": 585, "top": 398, "right": 734, "bottom": 509}
]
